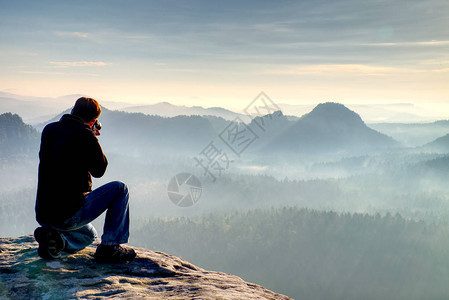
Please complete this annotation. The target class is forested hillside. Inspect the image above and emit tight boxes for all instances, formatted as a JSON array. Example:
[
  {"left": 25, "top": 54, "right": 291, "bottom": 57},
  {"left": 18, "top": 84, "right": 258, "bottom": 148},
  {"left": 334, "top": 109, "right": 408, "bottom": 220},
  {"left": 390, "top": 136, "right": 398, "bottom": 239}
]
[
  {"left": 0, "top": 113, "right": 39, "bottom": 157},
  {"left": 133, "top": 208, "right": 449, "bottom": 300}
]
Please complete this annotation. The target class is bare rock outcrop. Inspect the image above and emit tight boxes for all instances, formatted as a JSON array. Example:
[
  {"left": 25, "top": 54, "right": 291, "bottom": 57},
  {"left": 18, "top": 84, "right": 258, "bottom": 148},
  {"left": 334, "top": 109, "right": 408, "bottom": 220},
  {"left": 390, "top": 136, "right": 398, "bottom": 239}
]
[{"left": 0, "top": 235, "right": 291, "bottom": 299}]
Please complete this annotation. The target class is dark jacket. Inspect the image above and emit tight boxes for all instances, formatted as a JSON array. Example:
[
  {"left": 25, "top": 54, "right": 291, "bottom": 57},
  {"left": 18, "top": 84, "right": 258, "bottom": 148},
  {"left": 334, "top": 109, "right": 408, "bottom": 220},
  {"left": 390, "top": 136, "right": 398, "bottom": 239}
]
[{"left": 35, "top": 114, "right": 108, "bottom": 225}]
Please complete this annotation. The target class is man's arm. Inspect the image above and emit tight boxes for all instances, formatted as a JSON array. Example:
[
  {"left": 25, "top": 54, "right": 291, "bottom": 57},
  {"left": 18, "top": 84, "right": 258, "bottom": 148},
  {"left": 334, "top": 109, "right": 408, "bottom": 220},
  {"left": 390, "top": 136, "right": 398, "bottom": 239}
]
[{"left": 87, "top": 133, "right": 108, "bottom": 178}]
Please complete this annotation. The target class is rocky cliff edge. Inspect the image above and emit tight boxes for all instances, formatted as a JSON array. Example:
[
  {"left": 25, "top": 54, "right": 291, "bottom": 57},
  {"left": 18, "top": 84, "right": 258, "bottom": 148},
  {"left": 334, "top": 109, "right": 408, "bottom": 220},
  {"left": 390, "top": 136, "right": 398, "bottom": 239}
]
[{"left": 0, "top": 235, "right": 291, "bottom": 299}]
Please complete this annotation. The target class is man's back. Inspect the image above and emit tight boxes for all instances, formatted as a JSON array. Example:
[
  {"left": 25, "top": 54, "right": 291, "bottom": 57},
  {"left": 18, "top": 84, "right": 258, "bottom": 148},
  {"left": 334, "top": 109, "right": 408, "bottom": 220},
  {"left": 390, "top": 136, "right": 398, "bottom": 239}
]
[{"left": 36, "top": 114, "right": 107, "bottom": 225}]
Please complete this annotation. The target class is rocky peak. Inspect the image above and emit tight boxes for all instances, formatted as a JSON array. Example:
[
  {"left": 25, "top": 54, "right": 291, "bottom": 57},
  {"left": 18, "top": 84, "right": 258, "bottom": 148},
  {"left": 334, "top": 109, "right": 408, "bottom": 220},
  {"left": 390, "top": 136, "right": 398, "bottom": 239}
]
[
  {"left": 302, "top": 102, "right": 364, "bottom": 127},
  {"left": 0, "top": 235, "right": 290, "bottom": 299}
]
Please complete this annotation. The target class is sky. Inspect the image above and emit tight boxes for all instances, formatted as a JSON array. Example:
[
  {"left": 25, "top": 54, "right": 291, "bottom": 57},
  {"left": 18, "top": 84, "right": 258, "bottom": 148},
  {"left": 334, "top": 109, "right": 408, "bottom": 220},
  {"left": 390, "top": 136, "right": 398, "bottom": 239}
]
[{"left": 0, "top": 0, "right": 448, "bottom": 111}]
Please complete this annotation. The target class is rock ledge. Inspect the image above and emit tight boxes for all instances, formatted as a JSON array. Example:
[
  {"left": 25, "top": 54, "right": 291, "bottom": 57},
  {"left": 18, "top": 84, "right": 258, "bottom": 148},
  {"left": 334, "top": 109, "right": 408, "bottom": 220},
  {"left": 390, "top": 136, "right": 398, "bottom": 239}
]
[{"left": 0, "top": 236, "right": 291, "bottom": 299}]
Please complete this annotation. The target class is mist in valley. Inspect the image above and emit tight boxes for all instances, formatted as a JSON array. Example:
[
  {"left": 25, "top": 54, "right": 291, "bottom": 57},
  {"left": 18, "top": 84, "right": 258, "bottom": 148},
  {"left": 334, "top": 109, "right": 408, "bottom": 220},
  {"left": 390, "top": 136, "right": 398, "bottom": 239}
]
[{"left": 2, "top": 99, "right": 449, "bottom": 299}]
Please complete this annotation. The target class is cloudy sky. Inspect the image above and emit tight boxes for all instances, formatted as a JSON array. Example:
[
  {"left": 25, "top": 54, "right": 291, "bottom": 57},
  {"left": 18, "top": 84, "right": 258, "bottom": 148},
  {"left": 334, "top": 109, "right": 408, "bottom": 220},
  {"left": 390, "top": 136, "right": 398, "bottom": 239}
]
[{"left": 0, "top": 0, "right": 448, "bottom": 110}]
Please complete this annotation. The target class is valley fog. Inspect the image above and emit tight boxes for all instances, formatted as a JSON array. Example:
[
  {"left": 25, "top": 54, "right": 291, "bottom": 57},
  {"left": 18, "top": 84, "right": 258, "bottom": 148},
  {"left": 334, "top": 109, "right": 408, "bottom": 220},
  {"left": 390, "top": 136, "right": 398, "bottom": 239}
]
[{"left": 2, "top": 101, "right": 449, "bottom": 299}]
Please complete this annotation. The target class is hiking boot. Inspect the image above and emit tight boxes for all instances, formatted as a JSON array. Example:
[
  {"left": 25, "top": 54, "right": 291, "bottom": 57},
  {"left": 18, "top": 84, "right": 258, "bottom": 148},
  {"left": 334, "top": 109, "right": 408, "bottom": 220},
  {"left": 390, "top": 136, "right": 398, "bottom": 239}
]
[
  {"left": 34, "top": 227, "right": 65, "bottom": 260},
  {"left": 94, "top": 244, "right": 136, "bottom": 263}
]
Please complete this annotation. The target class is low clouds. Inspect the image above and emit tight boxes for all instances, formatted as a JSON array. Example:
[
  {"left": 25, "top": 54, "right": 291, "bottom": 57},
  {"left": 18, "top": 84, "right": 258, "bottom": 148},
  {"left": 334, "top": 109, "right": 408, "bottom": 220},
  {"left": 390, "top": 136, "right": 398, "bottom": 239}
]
[
  {"left": 363, "top": 40, "right": 449, "bottom": 47},
  {"left": 55, "top": 31, "right": 90, "bottom": 39},
  {"left": 267, "top": 64, "right": 402, "bottom": 76},
  {"left": 49, "top": 61, "right": 110, "bottom": 67},
  {"left": 431, "top": 68, "right": 449, "bottom": 73}
]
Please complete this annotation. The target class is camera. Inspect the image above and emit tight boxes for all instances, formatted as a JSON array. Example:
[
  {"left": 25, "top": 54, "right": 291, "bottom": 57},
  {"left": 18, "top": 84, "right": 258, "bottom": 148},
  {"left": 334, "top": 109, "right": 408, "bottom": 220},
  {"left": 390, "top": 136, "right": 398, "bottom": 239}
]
[{"left": 92, "top": 120, "right": 102, "bottom": 131}]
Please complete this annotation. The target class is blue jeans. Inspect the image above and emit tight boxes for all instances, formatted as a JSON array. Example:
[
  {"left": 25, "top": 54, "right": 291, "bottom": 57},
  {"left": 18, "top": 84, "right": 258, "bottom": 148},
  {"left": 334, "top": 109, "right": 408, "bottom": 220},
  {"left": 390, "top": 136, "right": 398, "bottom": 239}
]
[{"left": 43, "top": 181, "right": 130, "bottom": 253}]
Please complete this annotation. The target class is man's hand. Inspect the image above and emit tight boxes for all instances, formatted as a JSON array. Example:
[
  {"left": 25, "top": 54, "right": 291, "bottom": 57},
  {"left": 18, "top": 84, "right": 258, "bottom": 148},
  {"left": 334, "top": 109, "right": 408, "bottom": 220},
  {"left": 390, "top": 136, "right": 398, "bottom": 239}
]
[
  {"left": 87, "top": 119, "right": 101, "bottom": 136},
  {"left": 93, "top": 128, "right": 101, "bottom": 136}
]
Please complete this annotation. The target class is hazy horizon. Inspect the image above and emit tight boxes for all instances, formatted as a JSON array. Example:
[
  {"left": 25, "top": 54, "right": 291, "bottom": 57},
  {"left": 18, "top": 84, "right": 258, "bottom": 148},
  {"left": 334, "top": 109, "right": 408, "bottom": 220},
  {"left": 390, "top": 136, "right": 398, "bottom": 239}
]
[{"left": 1, "top": 90, "right": 449, "bottom": 124}]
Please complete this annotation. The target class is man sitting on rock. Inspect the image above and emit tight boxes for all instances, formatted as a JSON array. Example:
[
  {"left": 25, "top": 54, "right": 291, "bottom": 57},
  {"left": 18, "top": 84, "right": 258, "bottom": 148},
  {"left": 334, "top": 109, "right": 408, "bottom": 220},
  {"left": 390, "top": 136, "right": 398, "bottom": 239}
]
[{"left": 34, "top": 97, "right": 136, "bottom": 262}]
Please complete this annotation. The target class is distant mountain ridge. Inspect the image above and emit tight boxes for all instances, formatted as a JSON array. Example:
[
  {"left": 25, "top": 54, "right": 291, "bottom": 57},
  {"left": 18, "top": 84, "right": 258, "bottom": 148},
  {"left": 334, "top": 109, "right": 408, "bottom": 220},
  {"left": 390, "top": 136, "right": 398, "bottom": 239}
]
[
  {"left": 423, "top": 134, "right": 449, "bottom": 153},
  {"left": 0, "top": 92, "right": 131, "bottom": 125},
  {"left": 279, "top": 102, "right": 446, "bottom": 123},
  {"left": 370, "top": 121, "right": 449, "bottom": 147},
  {"left": 28, "top": 102, "right": 400, "bottom": 159},
  {"left": 263, "top": 102, "right": 398, "bottom": 154},
  {"left": 35, "top": 107, "right": 219, "bottom": 158},
  {"left": 121, "top": 102, "right": 245, "bottom": 121}
]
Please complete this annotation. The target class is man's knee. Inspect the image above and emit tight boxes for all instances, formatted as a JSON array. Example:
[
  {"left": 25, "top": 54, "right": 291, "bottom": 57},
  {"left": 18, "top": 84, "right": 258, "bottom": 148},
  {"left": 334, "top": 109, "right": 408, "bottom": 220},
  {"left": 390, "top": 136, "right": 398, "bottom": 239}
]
[{"left": 112, "top": 180, "right": 128, "bottom": 194}]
